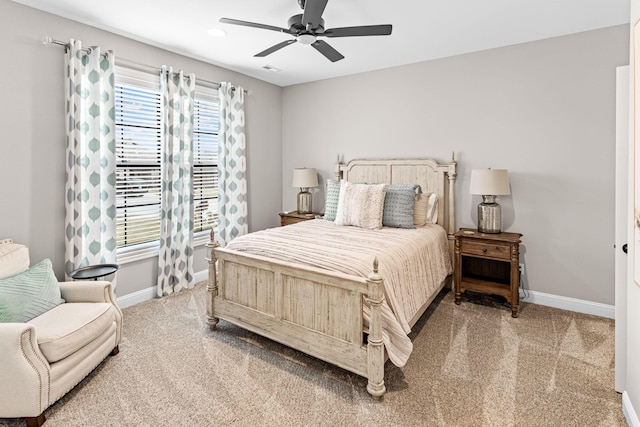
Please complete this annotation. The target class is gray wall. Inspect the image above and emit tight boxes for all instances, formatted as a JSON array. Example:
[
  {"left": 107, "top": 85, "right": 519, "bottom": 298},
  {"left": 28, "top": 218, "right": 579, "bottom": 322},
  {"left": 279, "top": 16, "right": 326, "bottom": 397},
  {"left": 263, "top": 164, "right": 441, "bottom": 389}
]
[
  {"left": 0, "top": 0, "right": 283, "bottom": 297},
  {"left": 0, "top": 0, "right": 629, "bottom": 307},
  {"left": 282, "top": 25, "right": 629, "bottom": 306}
]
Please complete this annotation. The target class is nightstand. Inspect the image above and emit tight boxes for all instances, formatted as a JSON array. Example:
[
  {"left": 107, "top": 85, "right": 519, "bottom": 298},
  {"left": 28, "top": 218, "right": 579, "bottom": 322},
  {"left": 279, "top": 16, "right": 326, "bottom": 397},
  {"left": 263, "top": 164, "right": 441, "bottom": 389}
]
[
  {"left": 454, "top": 228, "right": 522, "bottom": 318},
  {"left": 278, "top": 211, "right": 322, "bottom": 226}
]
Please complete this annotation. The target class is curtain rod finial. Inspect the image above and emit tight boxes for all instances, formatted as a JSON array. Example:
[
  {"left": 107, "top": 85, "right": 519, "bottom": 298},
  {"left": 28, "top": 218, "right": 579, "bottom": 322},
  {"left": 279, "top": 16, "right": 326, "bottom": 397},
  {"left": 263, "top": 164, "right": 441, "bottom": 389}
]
[{"left": 42, "top": 35, "right": 53, "bottom": 45}]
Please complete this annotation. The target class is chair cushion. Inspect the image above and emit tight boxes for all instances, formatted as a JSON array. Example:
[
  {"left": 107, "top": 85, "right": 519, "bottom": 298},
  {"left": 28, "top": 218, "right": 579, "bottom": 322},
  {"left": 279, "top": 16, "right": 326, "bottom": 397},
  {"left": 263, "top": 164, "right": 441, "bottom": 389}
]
[
  {"left": 0, "top": 259, "right": 64, "bottom": 323},
  {"left": 28, "top": 302, "right": 116, "bottom": 363},
  {"left": 0, "top": 240, "right": 29, "bottom": 279}
]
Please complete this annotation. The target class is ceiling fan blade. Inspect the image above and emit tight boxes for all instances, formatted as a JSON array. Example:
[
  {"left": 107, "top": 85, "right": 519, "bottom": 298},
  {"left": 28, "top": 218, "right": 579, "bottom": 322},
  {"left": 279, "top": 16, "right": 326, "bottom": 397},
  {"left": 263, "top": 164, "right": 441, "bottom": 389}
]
[
  {"left": 323, "top": 25, "right": 392, "bottom": 38},
  {"left": 254, "top": 39, "right": 297, "bottom": 57},
  {"left": 220, "top": 18, "right": 292, "bottom": 35},
  {"left": 302, "top": 0, "right": 328, "bottom": 28},
  {"left": 311, "top": 40, "right": 344, "bottom": 62}
]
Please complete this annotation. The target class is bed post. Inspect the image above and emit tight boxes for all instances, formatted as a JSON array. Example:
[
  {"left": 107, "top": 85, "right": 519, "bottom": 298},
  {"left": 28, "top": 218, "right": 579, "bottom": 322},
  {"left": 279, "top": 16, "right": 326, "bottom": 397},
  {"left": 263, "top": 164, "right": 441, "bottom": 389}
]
[
  {"left": 366, "top": 257, "right": 386, "bottom": 398},
  {"left": 447, "top": 151, "right": 457, "bottom": 262},
  {"left": 206, "top": 228, "right": 220, "bottom": 330},
  {"left": 335, "top": 154, "right": 342, "bottom": 181}
]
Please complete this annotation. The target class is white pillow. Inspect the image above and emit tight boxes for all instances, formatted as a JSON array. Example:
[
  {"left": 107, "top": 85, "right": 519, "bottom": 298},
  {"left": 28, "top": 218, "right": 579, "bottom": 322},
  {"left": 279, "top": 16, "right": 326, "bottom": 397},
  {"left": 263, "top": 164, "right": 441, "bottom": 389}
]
[
  {"left": 334, "top": 182, "right": 388, "bottom": 229},
  {"left": 427, "top": 193, "right": 439, "bottom": 224},
  {"left": 413, "top": 192, "right": 439, "bottom": 226},
  {"left": 0, "top": 239, "right": 30, "bottom": 279}
]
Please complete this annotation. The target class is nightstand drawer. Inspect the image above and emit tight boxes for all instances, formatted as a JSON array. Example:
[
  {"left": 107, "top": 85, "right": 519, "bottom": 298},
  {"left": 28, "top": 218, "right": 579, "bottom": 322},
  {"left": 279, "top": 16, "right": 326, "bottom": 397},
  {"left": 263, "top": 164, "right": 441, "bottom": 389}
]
[
  {"left": 282, "top": 216, "right": 307, "bottom": 226},
  {"left": 461, "top": 240, "right": 511, "bottom": 260}
]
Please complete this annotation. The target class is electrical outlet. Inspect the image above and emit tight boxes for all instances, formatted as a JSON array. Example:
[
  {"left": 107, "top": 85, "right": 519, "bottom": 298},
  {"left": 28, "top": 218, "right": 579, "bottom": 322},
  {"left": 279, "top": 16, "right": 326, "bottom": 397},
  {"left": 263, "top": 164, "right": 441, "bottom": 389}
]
[{"left": 519, "top": 263, "right": 525, "bottom": 276}]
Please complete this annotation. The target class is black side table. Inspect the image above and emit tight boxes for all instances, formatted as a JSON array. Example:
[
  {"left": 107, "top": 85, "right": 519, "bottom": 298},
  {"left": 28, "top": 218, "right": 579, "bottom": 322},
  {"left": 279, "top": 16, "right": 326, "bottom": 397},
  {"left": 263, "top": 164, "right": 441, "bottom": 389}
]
[{"left": 69, "top": 263, "right": 119, "bottom": 281}]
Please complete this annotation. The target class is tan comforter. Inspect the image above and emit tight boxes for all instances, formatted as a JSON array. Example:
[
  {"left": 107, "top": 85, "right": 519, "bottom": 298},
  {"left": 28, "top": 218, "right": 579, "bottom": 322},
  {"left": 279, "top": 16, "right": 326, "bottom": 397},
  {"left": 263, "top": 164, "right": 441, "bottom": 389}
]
[{"left": 225, "top": 219, "right": 452, "bottom": 367}]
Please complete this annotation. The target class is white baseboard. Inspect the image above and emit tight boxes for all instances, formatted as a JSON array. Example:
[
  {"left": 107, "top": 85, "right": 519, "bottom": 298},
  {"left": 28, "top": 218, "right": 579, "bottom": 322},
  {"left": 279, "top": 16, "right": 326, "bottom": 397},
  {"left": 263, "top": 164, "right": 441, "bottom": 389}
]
[
  {"left": 521, "top": 290, "right": 614, "bottom": 319},
  {"left": 117, "top": 270, "right": 614, "bottom": 320},
  {"left": 116, "top": 286, "right": 157, "bottom": 309},
  {"left": 624, "top": 392, "right": 640, "bottom": 427},
  {"left": 193, "top": 269, "right": 208, "bottom": 284},
  {"left": 116, "top": 269, "right": 209, "bottom": 309}
]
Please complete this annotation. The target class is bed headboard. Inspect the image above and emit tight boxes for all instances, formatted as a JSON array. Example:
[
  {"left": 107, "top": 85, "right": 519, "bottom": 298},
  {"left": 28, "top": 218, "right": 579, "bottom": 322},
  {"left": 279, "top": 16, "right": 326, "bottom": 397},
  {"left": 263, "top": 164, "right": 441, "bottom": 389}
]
[{"left": 335, "top": 155, "right": 457, "bottom": 245}]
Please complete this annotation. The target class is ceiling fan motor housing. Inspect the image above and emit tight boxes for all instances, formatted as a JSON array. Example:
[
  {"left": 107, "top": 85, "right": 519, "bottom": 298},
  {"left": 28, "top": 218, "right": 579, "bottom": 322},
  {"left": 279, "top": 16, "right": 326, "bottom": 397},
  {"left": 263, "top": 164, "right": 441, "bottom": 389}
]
[{"left": 288, "top": 14, "right": 324, "bottom": 33}]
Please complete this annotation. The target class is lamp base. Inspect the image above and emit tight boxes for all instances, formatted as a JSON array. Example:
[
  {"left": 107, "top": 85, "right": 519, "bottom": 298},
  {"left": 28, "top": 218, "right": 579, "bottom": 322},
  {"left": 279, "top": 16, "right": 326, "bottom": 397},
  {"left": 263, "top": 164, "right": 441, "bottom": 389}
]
[
  {"left": 477, "top": 195, "right": 501, "bottom": 234},
  {"left": 297, "top": 188, "right": 312, "bottom": 214}
]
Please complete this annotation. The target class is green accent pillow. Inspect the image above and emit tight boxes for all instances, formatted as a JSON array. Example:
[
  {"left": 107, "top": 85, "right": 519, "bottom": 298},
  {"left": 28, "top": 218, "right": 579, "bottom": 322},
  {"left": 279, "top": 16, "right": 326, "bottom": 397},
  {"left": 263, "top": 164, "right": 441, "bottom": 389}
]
[
  {"left": 382, "top": 184, "right": 420, "bottom": 229},
  {"left": 323, "top": 179, "right": 341, "bottom": 222},
  {"left": 0, "top": 258, "right": 65, "bottom": 323}
]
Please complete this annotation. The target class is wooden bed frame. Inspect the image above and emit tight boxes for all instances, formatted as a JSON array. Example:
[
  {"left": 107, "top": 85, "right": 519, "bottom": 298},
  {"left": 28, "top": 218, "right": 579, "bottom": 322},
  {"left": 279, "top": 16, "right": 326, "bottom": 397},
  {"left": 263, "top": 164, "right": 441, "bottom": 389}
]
[{"left": 206, "top": 156, "right": 457, "bottom": 397}]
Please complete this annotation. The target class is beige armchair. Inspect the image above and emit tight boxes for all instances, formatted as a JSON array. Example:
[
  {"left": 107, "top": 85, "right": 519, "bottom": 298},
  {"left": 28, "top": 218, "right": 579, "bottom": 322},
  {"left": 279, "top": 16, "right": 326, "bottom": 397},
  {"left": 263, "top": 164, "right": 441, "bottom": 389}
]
[{"left": 0, "top": 241, "right": 122, "bottom": 427}]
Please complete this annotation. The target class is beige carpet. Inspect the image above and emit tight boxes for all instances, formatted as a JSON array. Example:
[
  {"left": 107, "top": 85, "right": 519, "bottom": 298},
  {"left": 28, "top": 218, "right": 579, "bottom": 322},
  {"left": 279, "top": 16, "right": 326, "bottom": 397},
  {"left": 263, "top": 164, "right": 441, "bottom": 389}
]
[{"left": 1, "top": 283, "right": 626, "bottom": 426}]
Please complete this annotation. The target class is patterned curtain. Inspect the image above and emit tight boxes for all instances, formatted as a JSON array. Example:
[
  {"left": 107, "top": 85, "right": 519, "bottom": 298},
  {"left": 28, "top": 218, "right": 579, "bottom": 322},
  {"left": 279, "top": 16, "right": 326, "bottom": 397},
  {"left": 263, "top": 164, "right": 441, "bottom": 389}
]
[
  {"left": 217, "top": 82, "right": 248, "bottom": 246},
  {"left": 157, "top": 66, "right": 196, "bottom": 297},
  {"left": 64, "top": 39, "right": 117, "bottom": 275}
]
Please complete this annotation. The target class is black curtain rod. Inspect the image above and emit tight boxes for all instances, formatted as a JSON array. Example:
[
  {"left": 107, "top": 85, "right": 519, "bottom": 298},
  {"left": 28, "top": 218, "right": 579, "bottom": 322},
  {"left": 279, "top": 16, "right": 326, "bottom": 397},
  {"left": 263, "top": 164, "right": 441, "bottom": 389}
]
[{"left": 43, "top": 36, "right": 249, "bottom": 94}]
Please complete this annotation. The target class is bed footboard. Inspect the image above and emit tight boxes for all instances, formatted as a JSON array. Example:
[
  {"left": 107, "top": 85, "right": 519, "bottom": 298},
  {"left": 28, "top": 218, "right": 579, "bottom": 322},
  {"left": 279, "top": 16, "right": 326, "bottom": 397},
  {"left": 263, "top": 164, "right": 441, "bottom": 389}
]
[
  {"left": 205, "top": 235, "right": 219, "bottom": 330},
  {"left": 205, "top": 232, "right": 386, "bottom": 398}
]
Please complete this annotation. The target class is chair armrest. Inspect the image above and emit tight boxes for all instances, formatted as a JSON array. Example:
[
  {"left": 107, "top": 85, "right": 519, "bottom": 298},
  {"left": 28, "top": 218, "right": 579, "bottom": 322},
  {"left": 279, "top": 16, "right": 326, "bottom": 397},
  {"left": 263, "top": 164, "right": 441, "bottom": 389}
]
[
  {"left": 59, "top": 280, "right": 116, "bottom": 303},
  {"left": 59, "top": 281, "right": 123, "bottom": 346},
  {"left": 0, "top": 323, "right": 50, "bottom": 417}
]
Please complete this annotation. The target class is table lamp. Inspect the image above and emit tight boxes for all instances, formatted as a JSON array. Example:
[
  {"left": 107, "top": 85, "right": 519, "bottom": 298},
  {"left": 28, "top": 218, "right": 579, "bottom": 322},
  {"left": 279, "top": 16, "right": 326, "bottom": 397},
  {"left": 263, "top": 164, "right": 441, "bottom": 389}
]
[
  {"left": 469, "top": 169, "right": 510, "bottom": 234},
  {"left": 292, "top": 168, "right": 318, "bottom": 214}
]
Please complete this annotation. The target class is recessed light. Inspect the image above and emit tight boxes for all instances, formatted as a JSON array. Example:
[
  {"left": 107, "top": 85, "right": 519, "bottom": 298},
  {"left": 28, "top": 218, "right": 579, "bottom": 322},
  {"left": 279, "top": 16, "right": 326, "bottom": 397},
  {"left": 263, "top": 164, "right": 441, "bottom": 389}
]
[{"left": 207, "top": 28, "right": 226, "bottom": 37}]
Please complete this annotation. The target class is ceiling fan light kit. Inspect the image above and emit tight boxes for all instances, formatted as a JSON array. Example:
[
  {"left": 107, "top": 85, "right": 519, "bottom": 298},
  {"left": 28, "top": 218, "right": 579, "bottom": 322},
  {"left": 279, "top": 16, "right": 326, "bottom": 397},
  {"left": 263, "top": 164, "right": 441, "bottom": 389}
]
[
  {"left": 298, "top": 33, "right": 316, "bottom": 45},
  {"left": 220, "top": 0, "right": 392, "bottom": 62}
]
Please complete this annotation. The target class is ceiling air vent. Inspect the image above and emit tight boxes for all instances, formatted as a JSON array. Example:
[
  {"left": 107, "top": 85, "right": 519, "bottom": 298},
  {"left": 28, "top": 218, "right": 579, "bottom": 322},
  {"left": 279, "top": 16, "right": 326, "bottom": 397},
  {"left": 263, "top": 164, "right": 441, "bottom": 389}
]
[{"left": 262, "top": 65, "right": 281, "bottom": 72}]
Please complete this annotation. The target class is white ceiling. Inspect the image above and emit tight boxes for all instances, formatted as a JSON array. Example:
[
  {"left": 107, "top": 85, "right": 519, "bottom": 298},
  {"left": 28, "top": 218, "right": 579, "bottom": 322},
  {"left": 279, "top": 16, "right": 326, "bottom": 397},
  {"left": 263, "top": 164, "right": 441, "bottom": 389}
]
[{"left": 12, "top": 0, "right": 630, "bottom": 87}]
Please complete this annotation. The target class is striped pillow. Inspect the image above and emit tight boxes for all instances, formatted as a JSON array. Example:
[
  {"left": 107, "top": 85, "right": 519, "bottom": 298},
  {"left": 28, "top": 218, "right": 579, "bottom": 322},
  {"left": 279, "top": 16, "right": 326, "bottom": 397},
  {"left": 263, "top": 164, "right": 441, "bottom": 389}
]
[
  {"left": 0, "top": 258, "right": 64, "bottom": 323},
  {"left": 414, "top": 192, "right": 439, "bottom": 226}
]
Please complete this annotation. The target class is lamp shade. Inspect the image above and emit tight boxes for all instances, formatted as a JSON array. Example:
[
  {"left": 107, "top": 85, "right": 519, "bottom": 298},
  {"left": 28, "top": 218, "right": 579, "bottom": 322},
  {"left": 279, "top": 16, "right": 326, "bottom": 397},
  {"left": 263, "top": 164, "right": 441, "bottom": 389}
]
[
  {"left": 469, "top": 169, "right": 510, "bottom": 195},
  {"left": 292, "top": 168, "right": 318, "bottom": 188}
]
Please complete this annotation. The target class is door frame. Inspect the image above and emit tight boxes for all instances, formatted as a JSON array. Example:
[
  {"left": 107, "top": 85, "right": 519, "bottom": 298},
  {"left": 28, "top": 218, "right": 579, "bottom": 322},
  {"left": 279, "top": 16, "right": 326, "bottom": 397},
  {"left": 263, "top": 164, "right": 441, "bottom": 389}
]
[{"left": 615, "top": 65, "right": 629, "bottom": 393}]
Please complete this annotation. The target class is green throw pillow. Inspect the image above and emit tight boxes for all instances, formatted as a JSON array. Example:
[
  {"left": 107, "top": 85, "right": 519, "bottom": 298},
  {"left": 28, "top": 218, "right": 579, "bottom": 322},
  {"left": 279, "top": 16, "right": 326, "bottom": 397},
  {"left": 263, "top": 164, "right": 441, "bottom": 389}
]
[
  {"left": 0, "top": 258, "right": 65, "bottom": 323},
  {"left": 324, "top": 179, "right": 341, "bottom": 222},
  {"left": 382, "top": 184, "right": 419, "bottom": 229}
]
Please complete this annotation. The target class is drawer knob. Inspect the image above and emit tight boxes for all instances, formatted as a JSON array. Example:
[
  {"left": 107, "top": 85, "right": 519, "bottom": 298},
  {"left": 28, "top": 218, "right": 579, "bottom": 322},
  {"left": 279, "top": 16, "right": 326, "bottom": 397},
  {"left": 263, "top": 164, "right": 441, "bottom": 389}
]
[{"left": 482, "top": 248, "right": 487, "bottom": 253}]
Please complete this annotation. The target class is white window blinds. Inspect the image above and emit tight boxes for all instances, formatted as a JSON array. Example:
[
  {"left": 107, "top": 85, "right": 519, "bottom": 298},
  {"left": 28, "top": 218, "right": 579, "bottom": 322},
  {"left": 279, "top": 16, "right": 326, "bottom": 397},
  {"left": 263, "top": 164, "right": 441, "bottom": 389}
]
[
  {"left": 114, "top": 66, "right": 219, "bottom": 260},
  {"left": 193, "top": 89, "right": 219, "bottom": 238}
]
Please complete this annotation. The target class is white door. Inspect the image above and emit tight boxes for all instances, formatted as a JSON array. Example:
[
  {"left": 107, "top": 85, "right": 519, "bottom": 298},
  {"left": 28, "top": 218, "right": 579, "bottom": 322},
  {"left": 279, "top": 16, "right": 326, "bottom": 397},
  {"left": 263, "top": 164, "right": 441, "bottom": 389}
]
[{"left": 615, "top": 65, "right": 629, "bottom": 393}]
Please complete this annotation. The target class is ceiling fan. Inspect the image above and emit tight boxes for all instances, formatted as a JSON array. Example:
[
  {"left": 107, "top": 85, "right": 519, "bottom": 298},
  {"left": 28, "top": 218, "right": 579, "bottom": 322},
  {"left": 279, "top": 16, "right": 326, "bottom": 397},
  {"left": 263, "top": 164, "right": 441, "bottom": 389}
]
[{"left": 219, "top": 0, "right": 392, "bottom": 62}]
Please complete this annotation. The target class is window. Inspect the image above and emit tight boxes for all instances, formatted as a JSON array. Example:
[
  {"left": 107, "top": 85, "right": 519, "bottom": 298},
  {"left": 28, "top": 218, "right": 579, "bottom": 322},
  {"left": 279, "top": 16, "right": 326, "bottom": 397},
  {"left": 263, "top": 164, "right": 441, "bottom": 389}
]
[
  {"left": 115, "top": 71, "right": 162, "bottom": 251},
  {"left": 192, "top": 89, "right": 220, "bottom": 243},
  {"left": 114, "top": 67, "right": 219, "bottom": 262}
]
